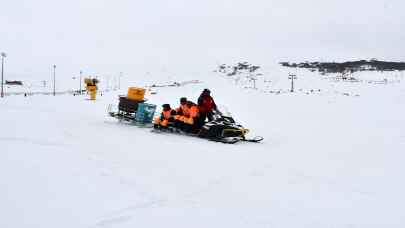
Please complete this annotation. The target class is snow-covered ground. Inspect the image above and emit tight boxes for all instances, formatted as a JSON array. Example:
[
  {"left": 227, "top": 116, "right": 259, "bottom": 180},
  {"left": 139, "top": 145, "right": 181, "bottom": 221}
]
[{"left": 1, "top": 68, "right": 405, "bottom": 227}]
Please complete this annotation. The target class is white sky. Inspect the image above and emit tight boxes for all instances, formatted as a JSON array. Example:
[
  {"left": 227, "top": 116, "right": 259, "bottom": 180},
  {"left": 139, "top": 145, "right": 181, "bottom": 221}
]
[{"left": 1, "top": 0, "right": 404, "bottom": 82}]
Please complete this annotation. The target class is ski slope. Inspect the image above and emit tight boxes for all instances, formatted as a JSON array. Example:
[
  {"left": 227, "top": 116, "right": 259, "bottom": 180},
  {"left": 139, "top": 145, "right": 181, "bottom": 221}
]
[{"left": 1, "top": 69, "right": 405, "bottom": 228}]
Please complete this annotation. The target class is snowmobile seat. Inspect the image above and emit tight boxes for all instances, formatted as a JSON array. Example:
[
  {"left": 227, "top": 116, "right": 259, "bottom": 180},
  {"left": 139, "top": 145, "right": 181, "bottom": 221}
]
[{"left": 198, "top": 120, "right": 248, "bottom": 140}]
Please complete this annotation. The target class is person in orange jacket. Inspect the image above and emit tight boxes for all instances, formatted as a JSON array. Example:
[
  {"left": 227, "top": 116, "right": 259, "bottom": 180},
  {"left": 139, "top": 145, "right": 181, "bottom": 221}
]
[
  {"left": 175, "top": 97, "right": 189, "bottom": 116},
  {"left": 182, "top": 101, "right": 201, "bottom": 133},
  {"left": 174, "top": 97, "right": 190, "bottom": 130},
  {"left": 154, "top": 104, "right": 175, "bottom": 129}
]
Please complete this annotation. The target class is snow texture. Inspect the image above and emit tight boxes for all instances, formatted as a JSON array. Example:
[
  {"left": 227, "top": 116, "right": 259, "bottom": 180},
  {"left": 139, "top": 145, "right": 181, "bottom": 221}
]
[{"left": 1, "top": 68, "right": 405, "bottom": 228}]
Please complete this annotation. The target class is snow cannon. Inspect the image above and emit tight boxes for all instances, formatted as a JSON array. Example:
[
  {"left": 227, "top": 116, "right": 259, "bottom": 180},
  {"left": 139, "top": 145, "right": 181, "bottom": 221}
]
[{"left": 84, "top": 78, "right": 99, "bottom": 100}]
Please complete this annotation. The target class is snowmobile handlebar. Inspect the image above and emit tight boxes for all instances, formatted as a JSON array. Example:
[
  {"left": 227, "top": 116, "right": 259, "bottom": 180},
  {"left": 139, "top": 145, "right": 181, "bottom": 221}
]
[{"left": 212, "top": 109, "right": 236, "bottom": 123}]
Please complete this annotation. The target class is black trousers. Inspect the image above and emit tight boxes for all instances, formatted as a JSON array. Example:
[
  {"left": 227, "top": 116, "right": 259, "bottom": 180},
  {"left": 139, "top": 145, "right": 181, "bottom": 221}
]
[{"left": 200, "top": 112, "right": 214, "bottom": 123}]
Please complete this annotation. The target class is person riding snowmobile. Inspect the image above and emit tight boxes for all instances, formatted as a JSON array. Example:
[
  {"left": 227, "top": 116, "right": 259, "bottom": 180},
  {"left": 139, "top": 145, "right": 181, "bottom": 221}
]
[
  {"left": 154, "top": 104, "right": 175, "bottom": 129},
  {"left": 197, "top": 89, "right": 219, "bottom": 122}
]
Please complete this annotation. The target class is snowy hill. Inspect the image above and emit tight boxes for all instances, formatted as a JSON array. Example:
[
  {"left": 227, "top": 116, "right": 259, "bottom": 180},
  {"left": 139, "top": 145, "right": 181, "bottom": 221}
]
[{"left": 1, "top": 68, "right": 405, "bottom": 227}]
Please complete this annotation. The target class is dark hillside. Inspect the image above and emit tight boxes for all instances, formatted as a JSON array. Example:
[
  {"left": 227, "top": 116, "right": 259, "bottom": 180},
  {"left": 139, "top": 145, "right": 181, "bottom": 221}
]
[{"left": 280, "top": 60, "right": 405, "bottom": 73}]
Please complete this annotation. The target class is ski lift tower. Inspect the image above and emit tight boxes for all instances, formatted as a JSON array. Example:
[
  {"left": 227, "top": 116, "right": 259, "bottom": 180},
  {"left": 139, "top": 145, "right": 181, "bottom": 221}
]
[
  {"left": 79, "top": 70, "right": 83, "bottom": 94},
  {"left": 1, "top": 52, "right": 7, "bottom": 98},
  {"left": 249, "top": 75, "right": 257, "bottom": 89},
  {"left": 288, "top": 74, "right": 297, "bottom": 92},
  {"left": 52, "top": 65, "right": 56, "bottom": 96}
]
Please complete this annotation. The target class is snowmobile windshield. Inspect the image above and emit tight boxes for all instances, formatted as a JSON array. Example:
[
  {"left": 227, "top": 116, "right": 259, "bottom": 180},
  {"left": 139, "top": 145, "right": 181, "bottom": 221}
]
[{"left": 216, "top": 105, "right": 232, "bottom": 117}]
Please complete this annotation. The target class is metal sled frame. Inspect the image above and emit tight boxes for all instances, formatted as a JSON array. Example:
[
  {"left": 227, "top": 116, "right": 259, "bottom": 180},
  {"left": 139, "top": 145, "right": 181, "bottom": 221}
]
[{"left": 107, "top": 104, "right": 154, "bottom": 127}]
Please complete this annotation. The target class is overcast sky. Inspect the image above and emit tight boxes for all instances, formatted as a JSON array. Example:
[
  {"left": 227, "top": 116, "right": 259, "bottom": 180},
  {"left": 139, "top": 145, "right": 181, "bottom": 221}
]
[{"left": 1, "top": 0, "right": 404, "bottom": 81}]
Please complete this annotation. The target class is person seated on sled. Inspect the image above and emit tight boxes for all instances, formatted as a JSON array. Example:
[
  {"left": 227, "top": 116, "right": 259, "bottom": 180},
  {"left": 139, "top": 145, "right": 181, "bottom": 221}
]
[
  {"left": 175, "top": 97, "right": 189, "bottom": 115},
  {"left": 182, "top": 101, "right": 201, "bottom": 133},
  {"left": 154, "top": 104, "right": 176, "bottom": 129},
  {"left": 174, "top": 97, "right": 190, "bottom": 130},
  {"left": 197, "top": 88, "right": 219, "bottom": 123}
]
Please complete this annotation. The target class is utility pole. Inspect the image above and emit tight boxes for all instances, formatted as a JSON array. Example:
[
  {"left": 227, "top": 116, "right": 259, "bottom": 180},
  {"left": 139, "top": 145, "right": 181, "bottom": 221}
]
[
  {"left": 53, "top": 65, "right": 56, "bottom": 96},
  {"left": 288, "top": 74, "right": 297, "bottom": 92},
  {"left": 79, "top": 70, "right": 82, "bottom": 94},
  {"left": 1, "top": 52, "right": 7, "bottom": 98}
]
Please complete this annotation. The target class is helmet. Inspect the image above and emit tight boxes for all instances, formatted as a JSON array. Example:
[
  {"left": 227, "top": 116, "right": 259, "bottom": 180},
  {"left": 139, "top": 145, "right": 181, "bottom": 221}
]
[
  {"left": 186, "top": 101, "right": 196, "bottom": 108},
  {"left": 180, "top": 97, "right": 187, "bottom": 104},
  {"left": 162, "top": 104, "right": 171, "bottom": 110},
  {"left": 203, "top": 88, "right": 211, "bottom": 94}
]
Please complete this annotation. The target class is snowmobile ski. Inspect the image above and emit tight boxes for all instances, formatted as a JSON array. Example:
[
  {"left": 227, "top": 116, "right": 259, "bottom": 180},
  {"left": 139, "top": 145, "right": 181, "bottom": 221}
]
[
  {"left": 151, "top": 127, "right": 262, "bottom": 144},
  {"left": 241, "top": 136, "right": 264, "bottom": 143}
]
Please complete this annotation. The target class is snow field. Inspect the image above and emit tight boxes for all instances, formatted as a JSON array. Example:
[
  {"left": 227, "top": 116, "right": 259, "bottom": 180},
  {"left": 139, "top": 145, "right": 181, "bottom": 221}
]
[{"left": 1, "top": 71, "right": 405, "bottom": 227}]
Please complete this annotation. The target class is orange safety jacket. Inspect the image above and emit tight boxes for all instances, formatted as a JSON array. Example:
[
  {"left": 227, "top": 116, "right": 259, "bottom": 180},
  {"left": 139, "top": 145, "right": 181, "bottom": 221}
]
[
  {"left": 174, "top": 104, "right": 190, "bottom": 121},
  {"left": 154, "top": 109, "right": 174, "bottom": 127},
  {"left": 183, "top": 105, "right": 199, "bottom": 125}
]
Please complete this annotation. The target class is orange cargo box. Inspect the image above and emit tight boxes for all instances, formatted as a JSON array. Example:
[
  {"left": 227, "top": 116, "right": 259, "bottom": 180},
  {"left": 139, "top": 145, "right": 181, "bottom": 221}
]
[{"left": 127, "top": 87, "right": 145, "bottom": 101}]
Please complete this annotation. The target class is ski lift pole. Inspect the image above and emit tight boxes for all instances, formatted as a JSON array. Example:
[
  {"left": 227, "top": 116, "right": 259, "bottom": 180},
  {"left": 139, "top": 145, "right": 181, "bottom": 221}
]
[
  {"left": 53, "top": 65, "right": 56, "bottom": 96},
  {"left": 251, "top": 77, "right": 257, "bottom": 89},
  {"left": 79, "top": 70, "right": 82, "bottom": 94},
  {"left": 1, "top": 52, "right": 6, "bottom": 98},
  {"left": 288, "top": 74, "right": 297, "bottom": 92}
]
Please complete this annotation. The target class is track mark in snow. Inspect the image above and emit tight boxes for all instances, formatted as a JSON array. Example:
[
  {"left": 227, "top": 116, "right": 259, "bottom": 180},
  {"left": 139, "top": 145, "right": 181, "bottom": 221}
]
[
  {"left": 107, "top": 199, "right": 168, "bottom": 215},
  {"left": 90, "top": 199, "right": 168, "bottom": 228},
  {"left": 92, "top": 215, "right": 132, "bottom": 228}
]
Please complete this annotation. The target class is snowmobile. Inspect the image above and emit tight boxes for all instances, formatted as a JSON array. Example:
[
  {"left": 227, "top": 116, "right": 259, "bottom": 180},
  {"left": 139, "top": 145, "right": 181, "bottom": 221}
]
[
  {"left": 152, "top": 110, "right": 263, "bottom": 144},
  {"left": 108, "top": 96, "right": 263, "bottom": 144},
  {"left": 199, "top": 115, "right": 263, "bottom": 143}
]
